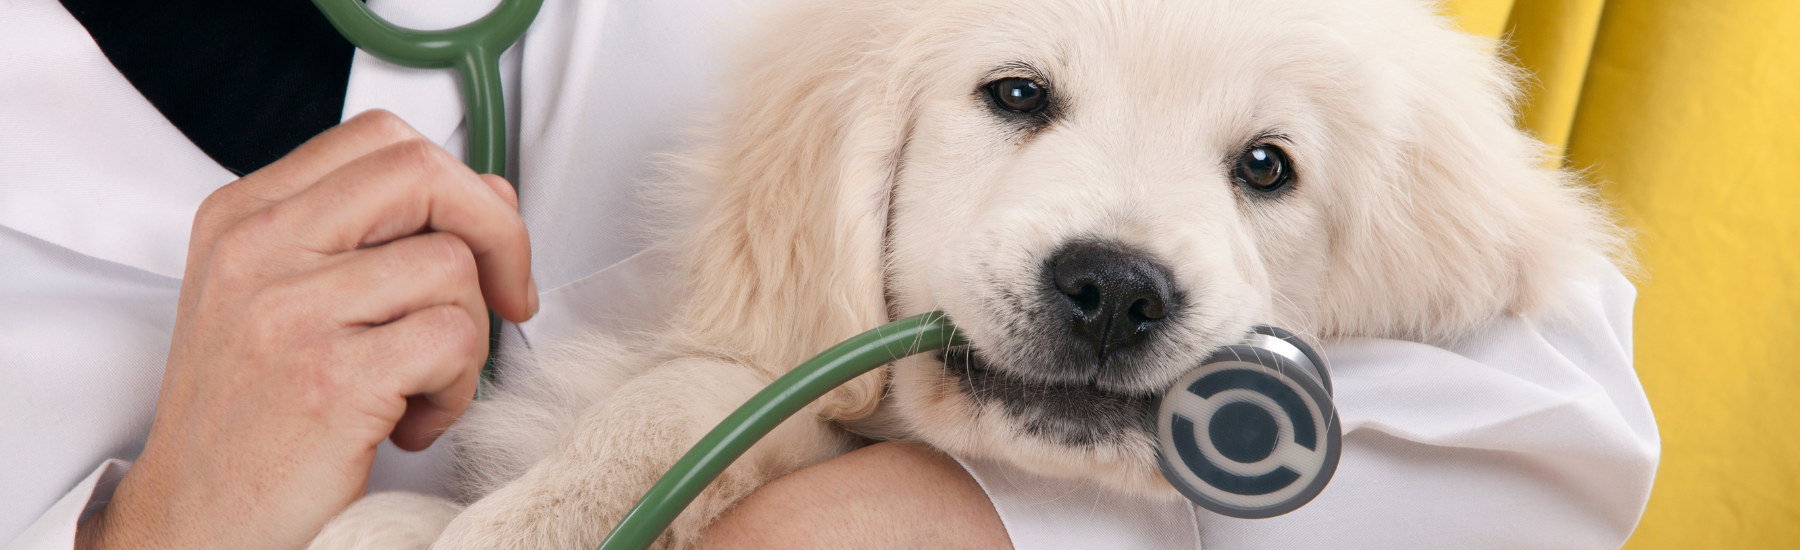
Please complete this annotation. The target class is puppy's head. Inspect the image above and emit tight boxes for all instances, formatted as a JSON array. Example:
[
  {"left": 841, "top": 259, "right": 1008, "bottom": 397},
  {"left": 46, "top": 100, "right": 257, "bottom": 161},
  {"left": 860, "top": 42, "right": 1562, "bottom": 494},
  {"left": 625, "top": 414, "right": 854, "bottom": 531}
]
[{"left": 675, "top": 0, "right": 1621, "bottom": 494}]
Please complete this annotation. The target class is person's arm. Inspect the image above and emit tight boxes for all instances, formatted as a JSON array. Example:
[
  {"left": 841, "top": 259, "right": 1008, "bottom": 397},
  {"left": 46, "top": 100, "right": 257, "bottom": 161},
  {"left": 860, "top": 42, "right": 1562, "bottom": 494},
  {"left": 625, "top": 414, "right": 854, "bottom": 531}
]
[
  {"left": 693, "top": 441, "right": 1012, "bottom": 550},
  {"left": 73, "top": 110, "right": 536, "bottom": 550}
]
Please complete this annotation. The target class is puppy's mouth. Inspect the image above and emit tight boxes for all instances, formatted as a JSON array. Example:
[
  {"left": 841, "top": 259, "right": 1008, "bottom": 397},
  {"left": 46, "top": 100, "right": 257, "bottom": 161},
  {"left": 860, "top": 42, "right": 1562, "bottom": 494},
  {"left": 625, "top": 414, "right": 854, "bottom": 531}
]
[{"left": 939, "top": 346, "right": 1157, "bottom": 447}]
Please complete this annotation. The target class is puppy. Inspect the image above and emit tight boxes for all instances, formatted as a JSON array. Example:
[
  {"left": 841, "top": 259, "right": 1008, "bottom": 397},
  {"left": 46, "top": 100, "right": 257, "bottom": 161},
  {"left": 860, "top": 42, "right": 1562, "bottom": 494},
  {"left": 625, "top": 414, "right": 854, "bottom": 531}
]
[{"left": 310, "top": 0, "right": 1623, "bottom": 548}]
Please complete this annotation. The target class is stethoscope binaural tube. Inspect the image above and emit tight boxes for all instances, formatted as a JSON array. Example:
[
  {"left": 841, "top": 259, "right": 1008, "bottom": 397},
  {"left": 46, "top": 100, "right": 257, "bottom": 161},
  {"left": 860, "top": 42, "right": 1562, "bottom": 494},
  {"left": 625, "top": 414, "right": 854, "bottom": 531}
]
[
  {"left": 310, "top": 0, "right": 542, "bottom": 178},
  {"left": 595, "top": 317, "right": 1341, "bottom": 550}
]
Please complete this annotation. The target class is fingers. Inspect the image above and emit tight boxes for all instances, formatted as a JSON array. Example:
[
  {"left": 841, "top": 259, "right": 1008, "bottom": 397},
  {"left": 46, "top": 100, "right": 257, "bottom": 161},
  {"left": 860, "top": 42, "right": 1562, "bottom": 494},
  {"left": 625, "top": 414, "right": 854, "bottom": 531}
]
[
  {"left": 303, "top": 233, "right": 494, "bottom": 450},
  {"left": 270, "top": 139, "right": 536, "bottom": 322},
  {"left": 390, "top": 395, "right": 460, "bottom": 452},
  {"left": 133, "top": 111, "right": 527, "bottom": 546},
  {"left": 235, "top": 110, "right": 428, "bottom": 206},
  {"left": 180, "top": 112, "right": 534, "bottom": 451},
  {"left": 183, "top": 111, "right": 437, "bottom": 284},
  {"left": 318, "top": 232, "right": 488, "bottom": 333},
  {"left": 356, "top": 304, "right": 487, "bottom": 450},
  {"left": 479, "top": 173, "right": 520, "bottom": 210}
]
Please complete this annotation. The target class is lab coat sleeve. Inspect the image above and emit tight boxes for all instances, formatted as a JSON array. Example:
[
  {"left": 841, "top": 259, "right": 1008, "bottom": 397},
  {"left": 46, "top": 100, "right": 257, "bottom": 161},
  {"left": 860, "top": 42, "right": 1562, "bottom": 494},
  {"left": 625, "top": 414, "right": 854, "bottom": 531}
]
[
  {"left": 1195, "top": 261, "right": 1659, "bottom": 549},
  {"left": 965, "top": 259, "right": 1660, "bottom": 550},
  {"left": 2, "top": 460, "right": 129, "bottom": 550}
]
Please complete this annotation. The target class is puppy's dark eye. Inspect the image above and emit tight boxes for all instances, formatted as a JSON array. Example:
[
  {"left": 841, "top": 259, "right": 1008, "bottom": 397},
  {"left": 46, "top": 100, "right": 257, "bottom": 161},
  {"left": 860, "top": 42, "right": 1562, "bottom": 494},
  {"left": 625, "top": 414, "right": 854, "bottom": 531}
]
[
  {"left": 987, "top": 77, "right": 1048, "bottom": 113},
  {"left": 1234, "top": 144, "right": 1294, "bottom": 192}
]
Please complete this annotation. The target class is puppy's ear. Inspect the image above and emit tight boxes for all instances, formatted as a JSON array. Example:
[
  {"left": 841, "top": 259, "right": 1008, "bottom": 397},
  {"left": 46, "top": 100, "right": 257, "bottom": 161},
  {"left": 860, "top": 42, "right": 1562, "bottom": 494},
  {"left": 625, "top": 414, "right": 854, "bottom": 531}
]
[
  {"left": 666, "top": 2, "right": 915, "bottom": 420},
  {"left": 1313, "top": 16, "right": 1627, "bottom": 343}
]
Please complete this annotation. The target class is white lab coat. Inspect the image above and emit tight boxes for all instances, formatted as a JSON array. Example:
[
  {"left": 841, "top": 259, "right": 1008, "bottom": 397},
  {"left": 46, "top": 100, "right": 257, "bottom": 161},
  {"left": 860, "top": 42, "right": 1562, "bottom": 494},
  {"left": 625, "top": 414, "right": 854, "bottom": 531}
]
[{"left": 0, "top": 0, "right": 1659, "bottom": 548}]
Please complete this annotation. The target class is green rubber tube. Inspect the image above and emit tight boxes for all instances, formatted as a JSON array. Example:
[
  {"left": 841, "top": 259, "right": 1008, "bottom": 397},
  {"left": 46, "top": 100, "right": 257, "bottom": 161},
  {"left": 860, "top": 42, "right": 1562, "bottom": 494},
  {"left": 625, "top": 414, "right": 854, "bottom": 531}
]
[
  {"left": 309, "top": 0, "right": 542, "bottom": 177},
  {"left": 594, "top": 312, "right": 968, "bottom": 550}
]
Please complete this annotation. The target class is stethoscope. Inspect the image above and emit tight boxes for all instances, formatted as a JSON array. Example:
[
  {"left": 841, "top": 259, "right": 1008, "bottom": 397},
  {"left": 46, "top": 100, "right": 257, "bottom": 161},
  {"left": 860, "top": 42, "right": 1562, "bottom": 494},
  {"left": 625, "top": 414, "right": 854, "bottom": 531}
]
[
  {"left": 594, "top": 314, "right": 1343, "bottom": 549},
  {"left": 308, "top": 3, "right": 1341, "bottom": 548},
  {"left": 311, "top": 0, "right": 540, "bottom": 178}
]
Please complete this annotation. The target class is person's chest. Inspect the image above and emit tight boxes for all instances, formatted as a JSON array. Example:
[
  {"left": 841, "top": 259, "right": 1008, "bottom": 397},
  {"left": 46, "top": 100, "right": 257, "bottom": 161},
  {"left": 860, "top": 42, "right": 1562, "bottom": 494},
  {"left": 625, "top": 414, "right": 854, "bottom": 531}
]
[{"left": 0, "top": 0, "right": 750, "bottom": 540}]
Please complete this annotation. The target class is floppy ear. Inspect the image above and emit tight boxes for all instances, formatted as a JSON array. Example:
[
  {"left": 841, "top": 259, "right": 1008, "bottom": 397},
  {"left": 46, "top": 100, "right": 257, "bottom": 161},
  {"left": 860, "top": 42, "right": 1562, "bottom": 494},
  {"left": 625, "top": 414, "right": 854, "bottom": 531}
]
[
  {"left": 663, "top": 2, "right": 916, "bottom": 420},
  {"left": 1313, "top": 14, "right": 1626, "bottom": 343}
]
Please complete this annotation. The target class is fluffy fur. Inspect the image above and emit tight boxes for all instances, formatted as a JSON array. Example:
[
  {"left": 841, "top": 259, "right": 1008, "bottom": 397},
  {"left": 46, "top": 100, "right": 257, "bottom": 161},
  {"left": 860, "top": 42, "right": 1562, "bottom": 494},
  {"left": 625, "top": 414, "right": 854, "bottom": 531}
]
[{"left": 310, "top": 0, "right": 1624, "bottom": 548}]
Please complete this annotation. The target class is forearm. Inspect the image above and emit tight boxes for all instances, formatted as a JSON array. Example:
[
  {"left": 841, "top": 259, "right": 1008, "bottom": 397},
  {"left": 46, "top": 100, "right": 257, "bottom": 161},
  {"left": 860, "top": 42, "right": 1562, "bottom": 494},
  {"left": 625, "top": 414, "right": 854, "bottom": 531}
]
[{"left": 693, "top": 442, "right": 1012, "bottom": 550}]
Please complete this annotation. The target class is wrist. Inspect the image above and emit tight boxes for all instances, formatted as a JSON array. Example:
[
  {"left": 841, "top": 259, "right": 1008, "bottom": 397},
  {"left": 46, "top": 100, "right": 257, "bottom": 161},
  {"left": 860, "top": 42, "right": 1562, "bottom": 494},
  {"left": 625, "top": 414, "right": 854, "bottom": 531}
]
[
  {"left": 73, "top": 506, "right": 107, "bottom": 550},
  {"left": 75, "top": 467, "right": 178, "bottom": 550}
]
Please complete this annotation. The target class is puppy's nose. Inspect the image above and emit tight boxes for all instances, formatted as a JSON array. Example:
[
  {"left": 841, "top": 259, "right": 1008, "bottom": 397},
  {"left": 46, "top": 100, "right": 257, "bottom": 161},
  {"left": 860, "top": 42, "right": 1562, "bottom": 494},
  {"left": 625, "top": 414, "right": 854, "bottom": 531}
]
[{"left": 1050, "top": 242, "right": 1174, "bottom": 359}]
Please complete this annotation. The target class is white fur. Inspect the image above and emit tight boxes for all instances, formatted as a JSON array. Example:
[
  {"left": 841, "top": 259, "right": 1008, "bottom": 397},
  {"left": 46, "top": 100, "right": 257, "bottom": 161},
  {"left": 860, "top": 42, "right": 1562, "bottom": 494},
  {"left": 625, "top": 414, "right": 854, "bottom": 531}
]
[
  {"left": 305, "top": 492, "right": 461, "bottom": 550},
  {"left": 310, "top": 0, "right": 1625, "bottom": 548}
]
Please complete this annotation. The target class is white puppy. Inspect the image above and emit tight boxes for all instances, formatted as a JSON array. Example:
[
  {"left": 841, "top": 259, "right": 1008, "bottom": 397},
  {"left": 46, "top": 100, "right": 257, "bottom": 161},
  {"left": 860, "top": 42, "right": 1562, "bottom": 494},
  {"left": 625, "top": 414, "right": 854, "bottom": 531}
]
[{"left": 310, "top": 0, "right": 1624, "bottom": 548}]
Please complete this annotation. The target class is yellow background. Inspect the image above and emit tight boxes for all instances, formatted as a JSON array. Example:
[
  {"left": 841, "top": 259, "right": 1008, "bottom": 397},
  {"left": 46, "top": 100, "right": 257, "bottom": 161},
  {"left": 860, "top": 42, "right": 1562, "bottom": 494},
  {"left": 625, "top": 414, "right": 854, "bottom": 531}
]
[{"left": 1441, "top": 0, "right": 1800, "bottom": 547}]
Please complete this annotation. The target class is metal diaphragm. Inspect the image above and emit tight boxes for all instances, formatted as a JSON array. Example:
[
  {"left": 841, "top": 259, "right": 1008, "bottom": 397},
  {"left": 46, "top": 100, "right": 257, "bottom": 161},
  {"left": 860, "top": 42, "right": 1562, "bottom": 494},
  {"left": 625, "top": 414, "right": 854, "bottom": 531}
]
[{"left": 1154, "top": 326, "right": 1341, "bottom": 519}]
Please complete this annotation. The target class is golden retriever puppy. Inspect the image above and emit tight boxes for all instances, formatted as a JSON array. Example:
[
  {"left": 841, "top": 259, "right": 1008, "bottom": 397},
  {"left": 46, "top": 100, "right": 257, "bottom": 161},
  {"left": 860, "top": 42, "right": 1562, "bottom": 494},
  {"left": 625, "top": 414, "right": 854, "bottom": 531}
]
[{"left": 310, "top": 0, "right": 1623, "bottom": 548}]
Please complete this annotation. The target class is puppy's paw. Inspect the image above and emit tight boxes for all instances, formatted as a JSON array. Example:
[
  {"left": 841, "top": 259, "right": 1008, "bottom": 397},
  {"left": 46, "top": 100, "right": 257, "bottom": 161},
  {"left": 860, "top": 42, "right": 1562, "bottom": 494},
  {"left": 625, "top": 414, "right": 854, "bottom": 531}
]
[
  {"left": 432, "top": 358, "right": 848, "bottom": 550},
  {"left": 430, "top": 454, "right": 778, "bottom": 550},
  {"left": 306, "top": 492, "right": 462, "bottom": 550},
  {"left": 431, "top": 476, "right": 643, "bottom": 550}
]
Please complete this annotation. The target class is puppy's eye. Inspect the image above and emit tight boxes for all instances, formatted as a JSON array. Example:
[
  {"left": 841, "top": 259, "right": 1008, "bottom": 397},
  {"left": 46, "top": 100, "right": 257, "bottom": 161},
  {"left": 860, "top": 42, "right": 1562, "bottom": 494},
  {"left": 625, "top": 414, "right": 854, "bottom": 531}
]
[
  {"left": 1234, "top": 144, "right": 1294, "bottom": 192},
  {"left": 987, "top": 77, "right": 1048, "bottom": 113}
]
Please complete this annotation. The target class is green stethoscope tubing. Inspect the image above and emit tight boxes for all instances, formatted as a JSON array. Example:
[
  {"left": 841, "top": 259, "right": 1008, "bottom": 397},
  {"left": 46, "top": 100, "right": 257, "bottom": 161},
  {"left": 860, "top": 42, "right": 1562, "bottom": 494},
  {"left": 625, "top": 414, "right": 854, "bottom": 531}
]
[
  {"left": 594, "top": 312, "right": 967, "bottom": 550},
  {"left": 308, "top": 5, "right": 968, "bottom": 549},
  {"left": 309, "top": 0, "right": 542, "bottom": 178},
  {"left": 309, "top": 0, "right": 544, "bottom": 379}
]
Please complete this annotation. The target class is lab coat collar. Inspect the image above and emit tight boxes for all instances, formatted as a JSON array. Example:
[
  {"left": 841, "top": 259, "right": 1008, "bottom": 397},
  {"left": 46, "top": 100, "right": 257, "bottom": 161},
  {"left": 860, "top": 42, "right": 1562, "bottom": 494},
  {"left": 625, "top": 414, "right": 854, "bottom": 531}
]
[
  {"left": 1, "top": 0, "right": 740, "bottom": 334},
  {"left": 0, "top": 0, "right": 236, "bottom": 280},
  {"left": 0, "top": 0, "right": 492, "bottom": 281}
]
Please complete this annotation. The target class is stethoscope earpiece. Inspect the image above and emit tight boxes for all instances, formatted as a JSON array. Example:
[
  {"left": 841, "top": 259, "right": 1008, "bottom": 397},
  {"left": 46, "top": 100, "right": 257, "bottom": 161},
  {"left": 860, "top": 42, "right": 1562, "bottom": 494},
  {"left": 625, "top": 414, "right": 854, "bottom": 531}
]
[{"left": 1154, "top": 326, "right": 1341, "bottom": 519}]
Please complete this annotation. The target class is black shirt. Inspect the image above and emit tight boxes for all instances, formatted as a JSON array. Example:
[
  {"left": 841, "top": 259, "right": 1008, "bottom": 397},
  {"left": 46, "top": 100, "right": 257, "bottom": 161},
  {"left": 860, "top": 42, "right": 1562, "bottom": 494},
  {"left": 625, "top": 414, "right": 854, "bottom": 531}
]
[{"left": 58, "top": 0, "right": 355, "bottom": 175}]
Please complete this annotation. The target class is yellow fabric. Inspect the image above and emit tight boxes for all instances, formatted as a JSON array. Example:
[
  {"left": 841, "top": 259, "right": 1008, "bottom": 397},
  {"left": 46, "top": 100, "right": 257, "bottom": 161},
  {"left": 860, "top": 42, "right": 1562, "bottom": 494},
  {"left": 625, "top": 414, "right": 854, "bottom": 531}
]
[
  {"left": 1440, "top": 0, "right": 1800, "bottom": 547},
  {"left": 1504, "top": 0, "right": 1606, "bottom": 154},
  {"left": 1572, "top": 2, "right": 1800, "bottom": 547},
  {"left": 1441, "top": 0, "right": 1515, "bottom": 38},
  {"left": 1443, "top": 0, "right": 1604, "bottom": 153}
]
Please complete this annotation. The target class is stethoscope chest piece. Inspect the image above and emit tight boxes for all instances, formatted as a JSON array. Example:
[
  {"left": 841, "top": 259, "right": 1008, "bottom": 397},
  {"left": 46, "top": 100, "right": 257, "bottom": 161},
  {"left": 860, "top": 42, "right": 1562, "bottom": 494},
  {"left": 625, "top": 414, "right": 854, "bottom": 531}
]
[{"left": 1155, "top": 326, "right": 1341, "bottom": 519}]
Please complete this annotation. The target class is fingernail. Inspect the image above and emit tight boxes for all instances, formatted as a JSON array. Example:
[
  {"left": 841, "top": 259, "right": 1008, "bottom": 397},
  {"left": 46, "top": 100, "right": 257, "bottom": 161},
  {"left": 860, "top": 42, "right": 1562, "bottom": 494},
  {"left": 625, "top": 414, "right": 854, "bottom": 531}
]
[{"left": 527, "top": 278, "right": 540, "bottom": 318}]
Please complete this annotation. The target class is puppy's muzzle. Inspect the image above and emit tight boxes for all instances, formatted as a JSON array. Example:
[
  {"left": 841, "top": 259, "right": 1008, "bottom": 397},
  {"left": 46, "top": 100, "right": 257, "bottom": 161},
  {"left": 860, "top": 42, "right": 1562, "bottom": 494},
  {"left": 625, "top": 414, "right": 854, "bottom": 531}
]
[{"left": 1050, "top": 241, "right": 1175, "bottom": 366}]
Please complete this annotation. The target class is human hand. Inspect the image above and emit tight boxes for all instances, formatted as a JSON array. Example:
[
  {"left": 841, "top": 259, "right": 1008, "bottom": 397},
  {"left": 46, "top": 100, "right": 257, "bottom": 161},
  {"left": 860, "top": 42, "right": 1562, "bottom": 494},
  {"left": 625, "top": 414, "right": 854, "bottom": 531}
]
[{"left": 74, "top": 110, "right": 536, "bottom": 550}]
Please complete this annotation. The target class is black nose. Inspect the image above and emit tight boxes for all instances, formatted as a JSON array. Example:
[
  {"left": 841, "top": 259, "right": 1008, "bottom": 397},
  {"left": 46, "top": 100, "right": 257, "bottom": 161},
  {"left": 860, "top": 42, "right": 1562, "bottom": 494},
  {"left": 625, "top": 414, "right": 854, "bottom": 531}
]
[{"left": 1050, "top": 242, "right": 1175, "bottom": 359}]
